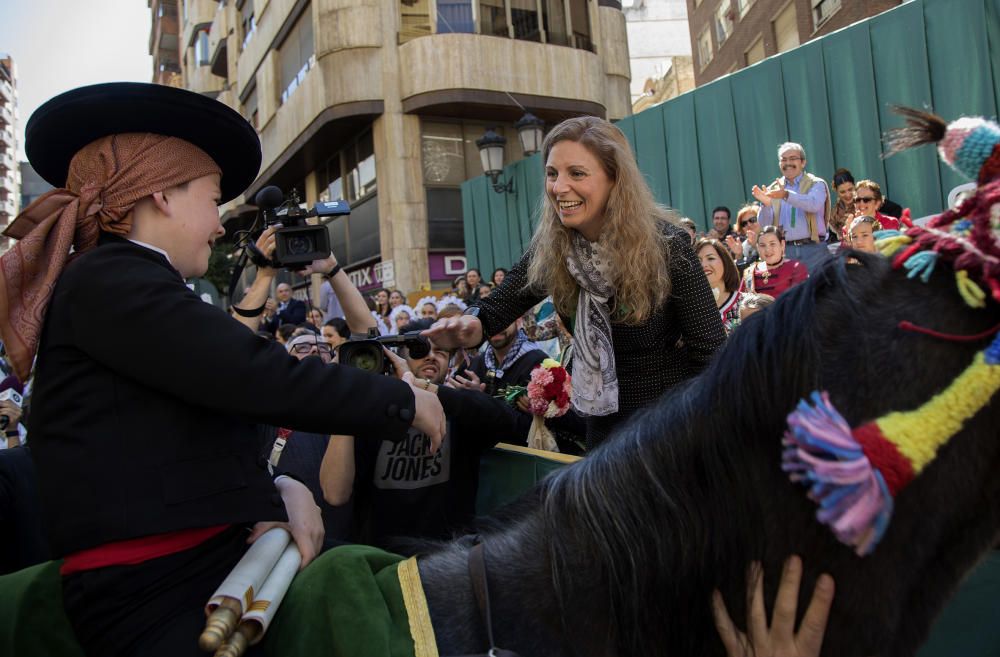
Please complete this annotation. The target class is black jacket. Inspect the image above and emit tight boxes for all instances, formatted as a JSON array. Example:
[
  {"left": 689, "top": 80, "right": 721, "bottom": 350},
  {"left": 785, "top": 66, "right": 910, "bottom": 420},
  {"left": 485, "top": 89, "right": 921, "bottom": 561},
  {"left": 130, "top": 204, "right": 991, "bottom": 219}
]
[{"left": 29, "top": 236, "right": 416, "bottom": 556}]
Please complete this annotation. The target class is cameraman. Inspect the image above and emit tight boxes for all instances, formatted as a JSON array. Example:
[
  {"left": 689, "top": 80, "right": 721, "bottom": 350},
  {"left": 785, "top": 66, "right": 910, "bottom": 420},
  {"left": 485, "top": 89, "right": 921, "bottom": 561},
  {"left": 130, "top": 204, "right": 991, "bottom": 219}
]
[{"left": 321, "top": 318, "right": 530, "bottom": 551}]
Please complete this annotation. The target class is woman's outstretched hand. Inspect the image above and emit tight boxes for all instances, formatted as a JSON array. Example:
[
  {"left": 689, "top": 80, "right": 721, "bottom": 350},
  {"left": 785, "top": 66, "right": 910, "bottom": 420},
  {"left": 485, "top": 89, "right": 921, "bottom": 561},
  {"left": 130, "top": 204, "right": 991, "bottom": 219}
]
[
  {"left": 712, "top": 555, "right": 835, "bottom": 657},
  {"left": 421, "top": 315, "right": 484, "bottom": 350}
]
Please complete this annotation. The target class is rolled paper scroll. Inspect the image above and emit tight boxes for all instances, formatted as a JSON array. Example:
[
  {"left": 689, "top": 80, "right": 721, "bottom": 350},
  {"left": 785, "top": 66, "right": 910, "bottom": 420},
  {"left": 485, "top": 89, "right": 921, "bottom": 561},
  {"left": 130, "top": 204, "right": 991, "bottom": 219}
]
[
  {"left": 199, "top": 528, "right": 291, "bottom": 651},
  {"left": 214, "top": 543, "right": 302, "bottom": 657}
]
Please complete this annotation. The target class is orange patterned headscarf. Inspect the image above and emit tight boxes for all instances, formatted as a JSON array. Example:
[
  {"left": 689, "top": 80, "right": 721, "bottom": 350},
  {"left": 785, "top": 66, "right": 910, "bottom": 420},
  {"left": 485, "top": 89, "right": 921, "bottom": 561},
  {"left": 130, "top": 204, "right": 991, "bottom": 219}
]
[{"left": 0, "top": 133, "right": 221, "bottom": 380}]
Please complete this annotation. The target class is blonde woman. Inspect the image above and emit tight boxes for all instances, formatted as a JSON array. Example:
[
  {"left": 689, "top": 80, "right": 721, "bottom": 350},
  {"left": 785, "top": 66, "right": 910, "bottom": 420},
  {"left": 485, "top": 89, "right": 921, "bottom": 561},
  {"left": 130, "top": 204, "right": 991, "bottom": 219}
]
[{"left": 426, "top": 116, "right": 726, "bottom": 447}]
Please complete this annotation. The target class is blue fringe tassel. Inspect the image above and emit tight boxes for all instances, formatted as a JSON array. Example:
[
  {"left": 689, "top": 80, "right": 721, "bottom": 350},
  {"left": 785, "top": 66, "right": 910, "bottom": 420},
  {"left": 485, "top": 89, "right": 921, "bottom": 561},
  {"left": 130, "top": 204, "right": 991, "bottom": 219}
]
[{"left": 902, "top": 250, "right": 939, "bottom": 283}]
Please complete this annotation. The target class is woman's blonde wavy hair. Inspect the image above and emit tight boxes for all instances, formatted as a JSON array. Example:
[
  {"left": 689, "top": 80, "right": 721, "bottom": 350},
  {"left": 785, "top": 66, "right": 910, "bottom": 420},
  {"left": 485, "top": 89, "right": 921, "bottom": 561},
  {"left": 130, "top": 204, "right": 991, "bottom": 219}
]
[{"left": 526, "top": 116, "right": 674, "bottom": 325}]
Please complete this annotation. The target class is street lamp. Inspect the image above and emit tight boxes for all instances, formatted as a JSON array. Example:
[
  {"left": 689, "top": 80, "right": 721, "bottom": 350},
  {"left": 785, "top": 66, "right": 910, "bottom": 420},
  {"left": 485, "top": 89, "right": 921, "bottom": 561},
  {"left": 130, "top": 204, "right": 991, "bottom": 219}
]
[
  {"left": 475, "top": 127, "right": 512, "bottom": 194},
  {"left": 477, "top": 113, "right": 546, "bottom": 194},
  {"left": 514, "top": 112, "right": 545, "bottom": 156}
]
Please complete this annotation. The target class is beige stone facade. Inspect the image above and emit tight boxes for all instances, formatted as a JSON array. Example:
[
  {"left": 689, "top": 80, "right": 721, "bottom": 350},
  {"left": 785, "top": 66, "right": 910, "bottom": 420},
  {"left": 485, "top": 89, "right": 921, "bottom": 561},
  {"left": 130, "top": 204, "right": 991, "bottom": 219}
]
[{"left": 167, "top": 0, "right": 630, "bottom": 299}]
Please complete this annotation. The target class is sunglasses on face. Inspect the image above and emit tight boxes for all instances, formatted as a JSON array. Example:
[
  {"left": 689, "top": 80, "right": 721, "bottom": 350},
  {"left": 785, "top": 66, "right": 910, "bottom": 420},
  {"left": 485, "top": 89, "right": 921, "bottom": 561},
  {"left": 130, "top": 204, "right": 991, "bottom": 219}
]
[
  {"left": 779, "top": 157, "right": 803, "bottom": 163},
  {"left": 854, "top": 196, "right": 878, "bottom": 203},
  {"left": 740, "top": 218, "right": 758, "bottom": 228}
]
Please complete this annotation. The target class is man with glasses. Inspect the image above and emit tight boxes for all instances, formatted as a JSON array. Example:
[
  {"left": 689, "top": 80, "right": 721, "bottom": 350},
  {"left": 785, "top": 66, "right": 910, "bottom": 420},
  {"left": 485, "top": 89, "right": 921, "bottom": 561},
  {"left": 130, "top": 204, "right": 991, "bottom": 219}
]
[{"left": 751, "top": 142, "right": 831, "bottom": 273}]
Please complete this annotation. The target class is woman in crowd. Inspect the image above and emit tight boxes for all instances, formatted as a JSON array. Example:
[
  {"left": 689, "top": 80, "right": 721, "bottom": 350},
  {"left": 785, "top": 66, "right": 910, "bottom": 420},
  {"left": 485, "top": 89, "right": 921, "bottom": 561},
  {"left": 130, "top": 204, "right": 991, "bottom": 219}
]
[
  {"left": 853, "top": 180, "right": 899, "bottom": 230},
  {"left": 725, "top": 203, "right": 760, "bottom": 270},
  {"left": 741, "top": 226, "right": 809, "bottom": 298},
  {"left": 322, "top": 318, "right": 350, "bottom": 353},
  {"left": 846, "top": 215, "right": 879, "bottom": 254},
  {"left": 492, "top": 268, "right": 507, "bottom": 287},
  {"left": 696, "top": 238, "right": 743, "bottom": 335},
  {"left": 305, "top": 306, "right": 325, "bottom": 331},
  {"left": 463, "top": 268, "right": 483, "bottom": 304},
  {"left": 426, "top": 116, "right": 726, "bottom": 447},
  {"left": 451, "top": 275, "right": 469, "bottom": 301},
  {"left": 389, "top": 304, "right": 416, "bottom": 335},
  {"left": 371, "top": 287, "right": 392, "bottom": 335},
  {"left": 829, "top": 168, "right": 856, "bottom": 241},
  {"left": 388, "top": 289, "right": 406, "bottom": 309},
  {"left": 416, "top": 296, "right": 440, "bottom": 320}
]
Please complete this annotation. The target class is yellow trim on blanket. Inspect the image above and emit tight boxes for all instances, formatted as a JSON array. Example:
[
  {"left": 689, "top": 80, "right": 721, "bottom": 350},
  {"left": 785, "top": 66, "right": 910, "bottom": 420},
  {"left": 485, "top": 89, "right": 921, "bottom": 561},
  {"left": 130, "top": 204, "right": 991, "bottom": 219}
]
[
  {"left": 494, "top": 442, "right": 583, "bottom": 464},
  {"left": 398, "top": 557, "right": 440, "bottom": 657}
]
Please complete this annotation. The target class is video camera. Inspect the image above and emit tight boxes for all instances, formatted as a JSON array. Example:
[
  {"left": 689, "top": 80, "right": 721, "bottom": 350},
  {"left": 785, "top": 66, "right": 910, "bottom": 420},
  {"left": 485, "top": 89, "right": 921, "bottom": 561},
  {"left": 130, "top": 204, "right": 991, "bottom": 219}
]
[
  {"left": 251, "top": 186, "right": 350, "bottom": 269},
  {"left": 338, "top": 331, "right": 432, "bottom": 376}
]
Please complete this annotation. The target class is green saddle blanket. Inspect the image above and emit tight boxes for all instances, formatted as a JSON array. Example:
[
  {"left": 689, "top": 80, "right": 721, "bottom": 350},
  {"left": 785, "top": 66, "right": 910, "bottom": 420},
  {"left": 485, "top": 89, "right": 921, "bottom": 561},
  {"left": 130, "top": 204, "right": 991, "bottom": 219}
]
[
  {"left": 2, "top": 548, "right": 998, "bottom": 656},
  {"left": 0, "top": 545, "right": 438, "bottom": 657}
]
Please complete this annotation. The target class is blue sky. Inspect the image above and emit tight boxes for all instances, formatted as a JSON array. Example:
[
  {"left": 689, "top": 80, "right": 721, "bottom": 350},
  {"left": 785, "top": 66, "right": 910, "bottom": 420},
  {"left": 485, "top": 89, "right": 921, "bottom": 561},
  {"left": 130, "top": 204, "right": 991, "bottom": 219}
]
[{"left": 0, "top": 0, "right": 153, "bottom": 160}]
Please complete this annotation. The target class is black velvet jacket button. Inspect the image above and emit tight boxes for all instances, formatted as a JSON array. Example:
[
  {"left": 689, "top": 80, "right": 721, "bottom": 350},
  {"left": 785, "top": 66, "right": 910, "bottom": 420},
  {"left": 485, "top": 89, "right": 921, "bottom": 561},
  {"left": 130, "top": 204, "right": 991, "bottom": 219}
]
[
  {"left": 399, "top": 407, "right": 413, "bottom": 422},
  {"left": 386, "top": 403, "right": 399, "bottom": 417}
]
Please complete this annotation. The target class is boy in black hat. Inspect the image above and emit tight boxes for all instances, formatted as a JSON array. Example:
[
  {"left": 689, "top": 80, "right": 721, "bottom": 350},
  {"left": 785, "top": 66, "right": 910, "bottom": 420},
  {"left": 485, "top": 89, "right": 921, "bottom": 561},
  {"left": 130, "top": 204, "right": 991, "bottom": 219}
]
[{"left": 0, "top": 82, "right": 445, "bottom": 656}]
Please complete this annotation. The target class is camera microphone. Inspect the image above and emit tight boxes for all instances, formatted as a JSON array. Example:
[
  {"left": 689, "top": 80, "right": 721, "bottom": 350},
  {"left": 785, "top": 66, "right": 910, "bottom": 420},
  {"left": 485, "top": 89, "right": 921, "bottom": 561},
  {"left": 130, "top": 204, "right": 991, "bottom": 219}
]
[
  {"left": 0, "top": 375, "right": 24, "bottom": 431},
  {"left": 255, "top": 186, "right": 285, "bottom": 210}
]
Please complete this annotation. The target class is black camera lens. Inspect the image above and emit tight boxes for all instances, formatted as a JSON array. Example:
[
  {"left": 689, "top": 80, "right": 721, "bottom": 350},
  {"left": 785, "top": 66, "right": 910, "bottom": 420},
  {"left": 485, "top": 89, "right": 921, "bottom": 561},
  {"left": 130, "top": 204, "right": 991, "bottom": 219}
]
[
  {"left": 286, "top": 235, "right": 314, "bottom": 256},
  {"left": 406, "top": 338, "right": 431, "bottom": 359}
]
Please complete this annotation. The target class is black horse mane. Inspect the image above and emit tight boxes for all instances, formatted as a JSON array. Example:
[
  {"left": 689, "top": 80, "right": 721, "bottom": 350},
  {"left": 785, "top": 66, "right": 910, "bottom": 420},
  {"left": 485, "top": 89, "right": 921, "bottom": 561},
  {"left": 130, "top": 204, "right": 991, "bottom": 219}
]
[{"left": 533, "top": 251, "right": 1000, "bottom": 657}]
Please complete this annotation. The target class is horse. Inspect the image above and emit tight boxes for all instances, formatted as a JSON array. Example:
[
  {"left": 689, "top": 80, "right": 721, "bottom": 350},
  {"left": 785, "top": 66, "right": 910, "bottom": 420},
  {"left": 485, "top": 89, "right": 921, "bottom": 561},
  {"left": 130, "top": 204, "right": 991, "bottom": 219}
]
[{"left": 410, "top": 250, "right": 1000, "bottom": 657}]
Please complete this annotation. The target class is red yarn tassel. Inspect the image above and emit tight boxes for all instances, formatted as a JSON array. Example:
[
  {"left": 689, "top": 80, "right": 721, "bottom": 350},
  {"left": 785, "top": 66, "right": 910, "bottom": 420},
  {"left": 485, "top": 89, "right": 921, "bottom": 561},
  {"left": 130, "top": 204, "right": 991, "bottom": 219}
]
[{"left": 893, "top": 243, "right": 923, "bottom": 270}]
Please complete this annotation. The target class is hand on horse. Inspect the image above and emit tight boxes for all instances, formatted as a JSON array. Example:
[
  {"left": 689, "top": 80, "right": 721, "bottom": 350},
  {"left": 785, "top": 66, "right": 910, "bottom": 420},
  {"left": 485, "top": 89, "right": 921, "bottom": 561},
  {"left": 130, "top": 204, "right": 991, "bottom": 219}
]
[
  {"left": 712, "top": 555, "right": 835, "bottom": 657},
  {"left": 249, "top": 476, "right": 325, "bottom": 570},
  {"left": 422, "top": 315, "right": 483, "bottom": 350}
]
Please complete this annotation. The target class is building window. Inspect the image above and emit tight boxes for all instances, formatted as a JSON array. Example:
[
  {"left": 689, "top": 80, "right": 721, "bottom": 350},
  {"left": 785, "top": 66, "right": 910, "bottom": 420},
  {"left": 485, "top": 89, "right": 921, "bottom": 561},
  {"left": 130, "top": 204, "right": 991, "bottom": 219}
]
[
  {"left": 745, "top": 35, "right": 765, "bottom": 66},
  {"left": 812, "top": 0, "right": 841, "bottom": 28},
  {"left": 510, "top": 0, "right": 541, "bottom": 41},
  {"left": 736, "top": 0, "right": 755, "bottom": 18},
  {"left": 480, "top": 0, "right": 509, "bottom": 37},
  {"left": 422, "top": 122, "right": 467, "bottom": 185},
  {"left": 279, "top": 6, "right": 315, "bottom": 105},
  {"left": 773, "top": 1, "right": 799, "bottom": 53},
  {"left": 714, "top": 1, "right": 733, "bottom": 46},
  {"left": 195, "top": 29, "right": 211, "bottom": 66},
  {"left": 568, "top": 0, "right": 592, "bottom": 51},
  {"left": 541, "top": 0, "right": 569, "bottom": 46},
  {"left": 437, "top": 0, "right": 475, "bottom": 33},
  {"left": 697, "top": 27, "right": 713, "bottom": 71},
  {"left": 400, "top": 0, "right": 432, "bottom": 43},
  {"left": 427, "top": 188, "right": 465, "bottom": 249},
  {"left": 242, "top": 85, "right": 258, "bottom": 130},
  {"left": 239, "top": 0, "right": 256, "bottom": 50}
]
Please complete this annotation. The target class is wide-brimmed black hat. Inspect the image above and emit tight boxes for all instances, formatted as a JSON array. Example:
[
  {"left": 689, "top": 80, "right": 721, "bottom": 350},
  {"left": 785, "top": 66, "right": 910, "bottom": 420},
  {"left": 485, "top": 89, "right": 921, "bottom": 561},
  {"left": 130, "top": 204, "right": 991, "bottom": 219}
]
[{"left": 25, "top": 82, "right": 261, "bottom": 203}]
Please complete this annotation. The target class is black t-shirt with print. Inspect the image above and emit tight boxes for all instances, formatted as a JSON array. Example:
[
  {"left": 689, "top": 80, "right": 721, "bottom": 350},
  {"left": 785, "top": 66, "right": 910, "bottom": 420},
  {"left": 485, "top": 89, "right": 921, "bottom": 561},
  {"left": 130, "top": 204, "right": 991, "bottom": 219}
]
[{"left": 352, "top": 386, "right": 526, "bottom": 550}]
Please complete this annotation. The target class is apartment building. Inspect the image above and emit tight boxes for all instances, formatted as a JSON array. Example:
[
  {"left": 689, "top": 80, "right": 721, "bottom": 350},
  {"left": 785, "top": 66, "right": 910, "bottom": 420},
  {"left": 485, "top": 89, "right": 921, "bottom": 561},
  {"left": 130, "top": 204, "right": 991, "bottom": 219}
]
[
  {"left": 150, "top": 0, "right": 184, "bottom": 86},
  {"left": 166, "top": 0, "right": 631, "bottom": 295},
  {"left": 0, "top": 56, "right": 19, "bottom": 254},
  {"left": 688, "top": 0, "right": 902, "bottom": 86}
]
